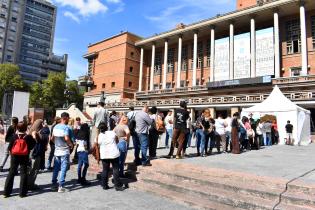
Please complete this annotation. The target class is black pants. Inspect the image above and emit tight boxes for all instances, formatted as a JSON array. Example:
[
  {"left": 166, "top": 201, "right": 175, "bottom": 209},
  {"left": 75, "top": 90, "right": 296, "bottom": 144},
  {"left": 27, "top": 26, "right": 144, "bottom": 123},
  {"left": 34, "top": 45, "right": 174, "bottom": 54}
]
[
  {"left": 101, "top": 158, "right": 121, "bottom": 187},
  {"left": 148, "top": 130, "right": 159, "bottom": 158},
  {"left": 4, "top": 155, "right": 29, "bottom": 196}
]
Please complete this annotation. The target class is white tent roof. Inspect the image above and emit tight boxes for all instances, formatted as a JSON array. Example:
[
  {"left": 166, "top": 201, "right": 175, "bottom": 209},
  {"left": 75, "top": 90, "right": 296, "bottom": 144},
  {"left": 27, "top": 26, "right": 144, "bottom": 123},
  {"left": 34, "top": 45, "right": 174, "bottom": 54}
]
[{"left": 243, "top": 85, "right": 310, "bottom": 113}]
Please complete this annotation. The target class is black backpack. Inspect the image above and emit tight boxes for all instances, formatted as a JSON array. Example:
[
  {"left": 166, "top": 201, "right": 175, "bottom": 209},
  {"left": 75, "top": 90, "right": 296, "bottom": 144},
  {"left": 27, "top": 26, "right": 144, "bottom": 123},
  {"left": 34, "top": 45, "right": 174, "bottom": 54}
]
[{"left": 128, "top": 113, "right": 136, "bottom": 135}]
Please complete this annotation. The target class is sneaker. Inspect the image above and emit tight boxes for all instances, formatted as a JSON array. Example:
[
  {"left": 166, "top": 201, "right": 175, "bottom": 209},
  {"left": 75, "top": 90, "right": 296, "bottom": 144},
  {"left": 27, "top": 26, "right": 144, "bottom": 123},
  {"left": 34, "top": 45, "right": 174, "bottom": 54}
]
[
  {"left": 51, "top": 185, "right": 58, "bottom": 191},
  {"left": 115, "top": 186, "right": 125, "bottom": 191},
  {"left": 58, "top": 186, "right": 69, "bottom": 193}
]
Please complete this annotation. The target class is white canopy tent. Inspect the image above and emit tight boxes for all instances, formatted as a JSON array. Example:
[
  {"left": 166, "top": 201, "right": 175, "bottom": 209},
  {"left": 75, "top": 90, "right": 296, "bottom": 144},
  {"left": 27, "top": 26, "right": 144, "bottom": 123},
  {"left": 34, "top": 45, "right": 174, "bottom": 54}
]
[{"left": 242, "top": 86, "right": 311, "bottom": 145}]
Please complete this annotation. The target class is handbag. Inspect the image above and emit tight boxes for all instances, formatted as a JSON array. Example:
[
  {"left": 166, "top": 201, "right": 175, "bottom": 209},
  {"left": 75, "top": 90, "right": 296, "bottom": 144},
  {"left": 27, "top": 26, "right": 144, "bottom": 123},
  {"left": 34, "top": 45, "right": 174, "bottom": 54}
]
[{"left": 90, "top": 135, "right": 100, "bottom": 163}]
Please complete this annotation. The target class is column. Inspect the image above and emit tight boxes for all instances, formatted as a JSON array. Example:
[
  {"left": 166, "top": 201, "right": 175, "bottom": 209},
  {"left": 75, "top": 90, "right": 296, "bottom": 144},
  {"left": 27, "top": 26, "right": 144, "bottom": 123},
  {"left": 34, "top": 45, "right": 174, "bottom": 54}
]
[
  {"left": 162, "top": 40, "right": 168, "bottom": 89},
  {"left": 150, "top": 44, "right": 155, "bottom": 91},
  {"left": 210, "top": 27, "right": 215, "bottom": 82},
  {"left": 251, "top": 18, "right": 256, "bottom": 78},
  {"left": 229, "top": 23, "right": 234, "bottom": 80},
  {"left": 192, "top": 31, "right": 198, "bottom": 86},
  {"left": 209, "top": 108, "right": 215, "bottom": 119},
  {"left": 300, "top": 3, "right": 308, "bottom": 76},
  {"left": 177, "top": 35, "right": 182, "bottom": 88},
  {"left": 190, "top": 108, "right": 195, "bottom": 123},
  {"left": 138, "top": 47, "right": 144, "bottom": 92},
  {"left": 274, "top": 11, "right": 280, "bottom": 78}
]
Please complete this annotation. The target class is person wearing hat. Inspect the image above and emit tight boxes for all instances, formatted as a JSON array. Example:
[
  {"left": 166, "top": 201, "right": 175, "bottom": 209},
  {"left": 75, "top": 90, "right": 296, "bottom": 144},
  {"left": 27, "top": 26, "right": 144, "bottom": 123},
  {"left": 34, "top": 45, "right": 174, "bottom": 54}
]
[{"left": 167, "top": 100, "right": 189, "bottom": 159}]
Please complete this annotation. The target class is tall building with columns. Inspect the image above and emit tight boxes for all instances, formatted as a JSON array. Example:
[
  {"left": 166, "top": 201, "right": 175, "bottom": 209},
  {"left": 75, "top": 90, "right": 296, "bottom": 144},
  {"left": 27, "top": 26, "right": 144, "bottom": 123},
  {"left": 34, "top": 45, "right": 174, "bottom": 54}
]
[{"left": 83, "top": 0, "right": 315, "bottom": 122}]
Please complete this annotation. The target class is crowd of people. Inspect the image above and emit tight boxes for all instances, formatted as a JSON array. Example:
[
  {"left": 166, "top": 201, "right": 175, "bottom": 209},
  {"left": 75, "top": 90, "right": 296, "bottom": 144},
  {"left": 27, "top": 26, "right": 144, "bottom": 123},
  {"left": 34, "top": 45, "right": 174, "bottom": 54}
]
[{"left": 0, "top": 100, "right": 294, "bottom": 198}]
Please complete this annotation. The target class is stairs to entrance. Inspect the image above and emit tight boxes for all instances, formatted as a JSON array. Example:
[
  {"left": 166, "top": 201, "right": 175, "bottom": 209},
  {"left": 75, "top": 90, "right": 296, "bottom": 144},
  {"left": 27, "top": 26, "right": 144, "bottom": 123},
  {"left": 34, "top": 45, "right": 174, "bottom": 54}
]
[{"left": 131, "top": 159, "right": 315, "bottom": 210}]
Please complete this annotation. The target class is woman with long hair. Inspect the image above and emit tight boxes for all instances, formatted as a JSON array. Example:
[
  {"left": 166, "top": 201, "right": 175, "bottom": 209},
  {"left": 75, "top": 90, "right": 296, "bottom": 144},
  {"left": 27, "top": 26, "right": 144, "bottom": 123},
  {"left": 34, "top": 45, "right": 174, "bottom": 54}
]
[{"left": 231, "top": 112, "right": 240, "bottom": 154}]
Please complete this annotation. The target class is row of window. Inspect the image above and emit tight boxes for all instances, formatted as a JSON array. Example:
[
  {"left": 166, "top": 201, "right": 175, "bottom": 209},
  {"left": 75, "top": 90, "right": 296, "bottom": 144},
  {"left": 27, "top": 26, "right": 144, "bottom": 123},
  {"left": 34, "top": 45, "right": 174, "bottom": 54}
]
[{"left": 100, "top": 81, "right": 133, "bottom": 89}]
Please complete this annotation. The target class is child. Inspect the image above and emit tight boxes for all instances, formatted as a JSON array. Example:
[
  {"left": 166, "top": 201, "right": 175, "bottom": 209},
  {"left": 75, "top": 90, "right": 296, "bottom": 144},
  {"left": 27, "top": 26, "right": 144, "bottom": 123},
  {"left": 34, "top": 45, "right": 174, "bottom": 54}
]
[
  {"left": 97, "top": 122, "right": 124, "bottom": 191},
  {"left": 75, "top": 123, "right": 90, "bottom": 186}
]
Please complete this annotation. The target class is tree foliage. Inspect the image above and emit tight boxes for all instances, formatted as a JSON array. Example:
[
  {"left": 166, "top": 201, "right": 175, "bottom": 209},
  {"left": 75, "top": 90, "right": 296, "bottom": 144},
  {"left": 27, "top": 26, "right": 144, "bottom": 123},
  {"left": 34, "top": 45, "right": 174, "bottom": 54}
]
[{"left": 0, "top": 64, "right": 25, "bottom": 99}]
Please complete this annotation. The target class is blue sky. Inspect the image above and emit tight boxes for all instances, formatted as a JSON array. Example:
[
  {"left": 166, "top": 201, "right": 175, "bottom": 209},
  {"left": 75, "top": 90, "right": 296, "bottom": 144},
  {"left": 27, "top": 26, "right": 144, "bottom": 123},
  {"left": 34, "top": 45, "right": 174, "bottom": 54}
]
[{"left": 51, "top": 0, "right": 235, "bottom": 80}]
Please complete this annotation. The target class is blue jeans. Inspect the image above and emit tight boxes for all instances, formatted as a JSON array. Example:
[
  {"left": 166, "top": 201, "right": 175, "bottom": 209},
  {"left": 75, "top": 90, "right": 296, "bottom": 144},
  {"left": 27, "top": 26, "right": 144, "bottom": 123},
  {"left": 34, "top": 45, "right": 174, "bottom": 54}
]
[
  {"left": 132, "top": 134, "right": 141, "bottom": 164},
  {"left": 117, "top": 139, "right": 128, "bottom": 177},
  {"left": 265, "top": 133, "right": 272, "bottom": 146},
  {"left": 77, "top": 151, "right": 89, "bottom": 180},
  {"left": 165, "top": 129, "right": 173, "bottom": 148},
  {"left": 52, "top": 154, "right": 69, "bottom": 187},
  {"left": 196, "top": 129, "right": 204, "bottom": 154},
  {"left": 138, "top": 133, "right": 149, "bottom": 165}
]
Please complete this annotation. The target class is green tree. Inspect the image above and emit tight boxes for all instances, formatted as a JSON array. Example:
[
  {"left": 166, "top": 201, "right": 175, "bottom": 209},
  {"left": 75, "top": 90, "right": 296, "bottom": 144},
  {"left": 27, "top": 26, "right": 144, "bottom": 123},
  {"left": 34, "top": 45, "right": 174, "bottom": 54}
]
[{"left": 66, "top": 80, "right": 84, "bottom": 110}]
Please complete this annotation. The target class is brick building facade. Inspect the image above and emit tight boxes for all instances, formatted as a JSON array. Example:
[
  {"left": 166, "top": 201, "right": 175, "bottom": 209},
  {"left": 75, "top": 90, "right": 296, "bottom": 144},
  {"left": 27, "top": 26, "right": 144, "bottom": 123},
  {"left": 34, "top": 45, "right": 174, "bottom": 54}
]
[{"left": 83, "top": 0, "right": 315, "bottom": 123}]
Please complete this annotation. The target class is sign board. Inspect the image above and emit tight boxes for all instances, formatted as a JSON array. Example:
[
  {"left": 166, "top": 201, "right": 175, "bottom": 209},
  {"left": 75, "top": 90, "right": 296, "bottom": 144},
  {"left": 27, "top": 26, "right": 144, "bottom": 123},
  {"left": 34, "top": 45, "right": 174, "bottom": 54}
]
[
  {"left": 214, "top": 37, "right": 230, "bottom": 81},
  {"left": 207, "top": 75, "right": 272, "bottom": 89},
  {"left": 12, "top": 91, "right": 30, "bottom": 121},
  {"left": 234, "top": 32, "right": 251, "bottom": 79},
  {"left": 256, "top": 27, "right": 275, "bottom": 76}
]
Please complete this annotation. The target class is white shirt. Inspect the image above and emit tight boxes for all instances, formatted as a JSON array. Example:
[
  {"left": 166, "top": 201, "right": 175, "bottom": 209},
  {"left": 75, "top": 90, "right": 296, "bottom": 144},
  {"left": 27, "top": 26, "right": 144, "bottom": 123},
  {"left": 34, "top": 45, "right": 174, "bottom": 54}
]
[
  {"left": 215, "top": 118, "right": 226, "bottom": 135},
  {"left": 225, "top": 117, "right": 232, "bottom": 133},
  {"left": 164, "top": 115, "right": 173, "bottom": 130},
  {"left": 256, "top": 123, "right": 263, "bottom": 135},
  {"left": 97, "top": 131, "right": 120, "bottom": 159},
  {"left": 76, "top": 139, "right": 87, "bottom": 152}
]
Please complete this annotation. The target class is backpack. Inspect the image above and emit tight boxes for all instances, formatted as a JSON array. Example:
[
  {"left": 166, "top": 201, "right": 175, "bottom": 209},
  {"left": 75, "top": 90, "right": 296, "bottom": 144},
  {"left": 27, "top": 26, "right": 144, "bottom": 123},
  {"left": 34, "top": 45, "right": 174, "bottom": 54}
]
[
  {"left": 11, "top": 134, "right": 29, "bottom": 156},
  {"left": 128, "top": 113, "right": 136, "bottom": 135},
  {"left": 156, "top": 116, "right": 165, "bottom": 135}
]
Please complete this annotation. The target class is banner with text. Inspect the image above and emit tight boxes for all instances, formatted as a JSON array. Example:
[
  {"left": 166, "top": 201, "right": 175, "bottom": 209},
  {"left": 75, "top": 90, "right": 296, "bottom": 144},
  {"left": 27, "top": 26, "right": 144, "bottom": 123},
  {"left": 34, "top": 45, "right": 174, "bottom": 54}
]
[
  {"left": 214, "top": 37, "right": 230, "bottom": 81},
  {"left": 256, "top": 27, "right": 275, "bottom": 77},
  {"left": 234, "top": 32, "right": 251, "bottom": 79}
]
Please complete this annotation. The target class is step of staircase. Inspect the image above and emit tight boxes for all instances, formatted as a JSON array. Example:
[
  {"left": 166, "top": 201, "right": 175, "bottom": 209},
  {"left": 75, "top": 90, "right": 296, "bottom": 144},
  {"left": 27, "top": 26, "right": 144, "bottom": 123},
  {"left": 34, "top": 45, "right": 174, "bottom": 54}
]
[{"left": 130, "top": 159, "right": 315, "bottom": 210}]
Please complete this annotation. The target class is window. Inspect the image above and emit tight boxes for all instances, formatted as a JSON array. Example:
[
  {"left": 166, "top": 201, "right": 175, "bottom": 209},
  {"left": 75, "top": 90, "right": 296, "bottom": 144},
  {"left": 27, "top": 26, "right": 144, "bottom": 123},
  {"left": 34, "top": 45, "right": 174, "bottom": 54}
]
[
  {"left": 102, "top": 83, "right": 105, "bottom": 88},
  {"left": 180, "top": 80, "right": 186, "bottom": 87},
  {"left": 206, "top": 39, "right": 211, "bottom": 67},
  {"left": 153, "top": 84, "right": 159, "bottom": 90},
  {"left": 130, "top": 52, "right": 134, "bottom": 57},
  {"left": 129, "top": 66, "right": 133, "bottom": 72},
  {"left": 167, "top": 48, "right": 175, "bottom": 73},
  {"left": 111, "top": 82, "right": 115, "bottom": 88},
  {"left": 290, "top": 67, "right": 301, "bottom": 76},
  {"left": 181, "top": 46, "right": 188, "bottom": 71},
  {"left": 286, "top": 19, "right": 301, "bottom": 54},
  {"left": 196, "top": 79, "right": 200, "bottom": 86},
  {"left": 11, "top": 17, "right": 17, "bottom": 22},
  {"left": 166, "top": 82, "right": 172, "bottom": 89},
  {"left": 312, "top": 16, "right": 315, "bottom": 49},
  {"left": 154, "top": 52, "right": 162, "bottom": 75},
  {"left": 128, "top": 81, "right": 132, "bottom": 87},
  {"left": 88, "top": 59, "right": 93, "bottom": 76}
]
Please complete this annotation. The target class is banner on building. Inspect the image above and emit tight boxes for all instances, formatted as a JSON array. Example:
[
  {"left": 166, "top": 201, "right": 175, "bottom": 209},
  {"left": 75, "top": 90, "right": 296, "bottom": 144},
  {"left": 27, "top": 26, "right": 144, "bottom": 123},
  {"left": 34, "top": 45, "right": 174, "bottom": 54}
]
[
  {"left": 234, "top": 32, "right": 251, "bottom": 79},
  {"left": 256, "top": 27, "right": 275, "bottom": 77},
  {"left": 214, "top": 37, "right": 229, "bottom": 81}
]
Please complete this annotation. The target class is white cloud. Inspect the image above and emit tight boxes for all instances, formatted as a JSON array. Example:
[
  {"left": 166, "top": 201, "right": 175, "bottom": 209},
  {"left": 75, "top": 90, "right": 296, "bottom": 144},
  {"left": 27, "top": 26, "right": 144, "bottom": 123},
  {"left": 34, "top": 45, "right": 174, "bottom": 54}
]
[
  {"left": 106, "top": 0, "right": 121, "bottom": 3},
  {"left": 64, "top": 11, "right": 80, "bottom": 23},
  {"left": 146, "top": 0, "right": 234, "bottom": 30},
  {"left": 53, "top": 0, "right": 108, "bottom": 17}
]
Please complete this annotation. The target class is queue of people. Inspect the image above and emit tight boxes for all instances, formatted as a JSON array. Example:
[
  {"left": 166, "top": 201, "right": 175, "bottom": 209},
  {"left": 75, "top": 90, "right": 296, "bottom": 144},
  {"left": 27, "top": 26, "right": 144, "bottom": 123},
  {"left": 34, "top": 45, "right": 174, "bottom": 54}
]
[{"left": 0, "top": 100, "right": 293, "bottom": 198}]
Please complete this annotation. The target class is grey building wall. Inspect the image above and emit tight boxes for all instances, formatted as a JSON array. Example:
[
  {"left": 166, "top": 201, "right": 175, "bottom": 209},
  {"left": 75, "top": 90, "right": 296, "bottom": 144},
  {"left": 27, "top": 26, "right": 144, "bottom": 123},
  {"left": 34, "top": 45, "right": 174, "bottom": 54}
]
[{"left": 0, "top": 0, "right": 67, "bottom": 84}]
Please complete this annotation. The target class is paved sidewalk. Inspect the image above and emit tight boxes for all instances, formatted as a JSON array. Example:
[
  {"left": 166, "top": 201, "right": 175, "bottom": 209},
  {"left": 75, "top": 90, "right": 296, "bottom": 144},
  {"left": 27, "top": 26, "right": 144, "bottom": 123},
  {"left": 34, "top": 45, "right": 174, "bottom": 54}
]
[{"left": 0, "top": 142, "right": 192, "bottom": 210}]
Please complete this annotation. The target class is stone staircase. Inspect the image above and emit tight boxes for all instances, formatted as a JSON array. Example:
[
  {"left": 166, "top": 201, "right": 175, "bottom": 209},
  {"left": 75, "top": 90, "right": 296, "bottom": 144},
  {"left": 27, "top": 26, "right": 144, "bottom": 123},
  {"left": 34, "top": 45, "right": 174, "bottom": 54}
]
[{"left": 130, "top": 159, "right": 315, "bottom": 210}]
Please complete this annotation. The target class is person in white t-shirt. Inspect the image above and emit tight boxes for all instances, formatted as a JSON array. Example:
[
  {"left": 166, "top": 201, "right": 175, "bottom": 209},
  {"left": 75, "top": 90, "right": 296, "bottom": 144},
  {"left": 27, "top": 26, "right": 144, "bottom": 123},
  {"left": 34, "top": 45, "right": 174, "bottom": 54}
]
[
  {"left": 97, "top": 123, "right": 124, "bottom": 191},
  {"left": 225, "top": 116, "right": 232, "bottom": 152},
  {"left": 164, "top": 110, "right": 173, "bottom": 148},
  {"left": 215, "top": 114, "right": 228, "bottom": 153}
]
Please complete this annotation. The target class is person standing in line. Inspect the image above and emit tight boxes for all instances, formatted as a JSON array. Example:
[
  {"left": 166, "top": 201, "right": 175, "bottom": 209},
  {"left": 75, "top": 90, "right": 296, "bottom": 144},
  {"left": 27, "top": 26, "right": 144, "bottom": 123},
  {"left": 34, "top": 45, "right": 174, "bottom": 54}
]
[
  {"left": 183, "top": 116, "right": 193, "bottom": 156},
  {"left": 0, "top": 117, "right": 18, "bottom": 172},
  {"left": 75, "top": 123, "right": 90, "bottom": 186},
  {"left": 127, "top": 107, "right": 141, "bottom": 165},
  {"left": 255, "top": 119, "right": 263, "bottom": 149},
  {"left": 195, "top": 111, "right": 205, "bottom": 156},
  {"left": 4, "top": 122, "right": 36, "bottom": 198},
  {"left": 114, "top": 115, "right": 130, "bottom": 178},
  {"left": 97, "top": 122, "right": 124, "bottom": 191},
  {"left": 231, "top": 112, "right": 241, "bottom": 154},
  {"left": 164, "top": 110, "right": 173, "bottom": 149},
  {"left": 148, "top": 106, "right": 160, "bottom": 159},
  {"left": 51, "top": 112, "right": 74, "bottom": 193},
  {"left": 72, "top": 117, "right": 82, "bottom": 164},
  {"left": 215, "top": 114, "right": 227, "bottom": 153},
  {"left": 225, "top": 115, "right": 232, "bottom": 152},
  {"left": 135, "top": 105, "right": 153, "bottom": 166},
  {"left": 271, "top": 119, "right": 279, "bottom": 145},
  {"left": 285, "top": 120, "right": 294, "bottom": 145},
  {"left": 167, "top": 100, "right": 190, "bottom": 159},
  {"left": 91, "top": 102, "right": 108, "bottom": 148},
  {"left": 40, "top": 121, "right": 50, "bottom": 170},
  {"left": 28, "top": 119, "right": 44, "bottom": 190},
  {"left": 263, "top": 120, "right": 272, "bottom": 146},
  {"left": 45, "top": 117, "right": 61, "bottom": 171}
]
